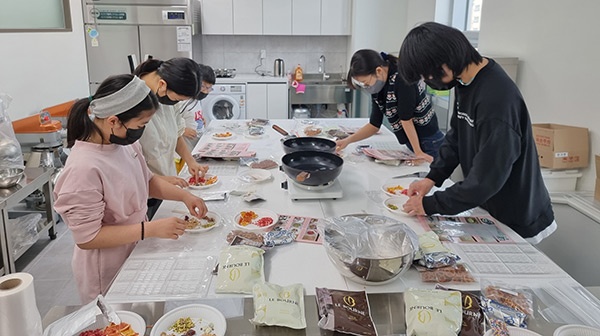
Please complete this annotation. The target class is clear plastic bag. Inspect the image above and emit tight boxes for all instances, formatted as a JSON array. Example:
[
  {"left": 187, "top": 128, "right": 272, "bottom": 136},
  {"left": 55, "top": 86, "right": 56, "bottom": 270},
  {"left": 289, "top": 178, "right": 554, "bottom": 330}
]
[
  {"left": 0, "top": 93, "right": 24, "bottom": 169},
  {"left": 43, "top": 295, "right": 119, "bottom": 336},
  {"left": 9, "top": 213, "right": 41, "bottom": 256}
]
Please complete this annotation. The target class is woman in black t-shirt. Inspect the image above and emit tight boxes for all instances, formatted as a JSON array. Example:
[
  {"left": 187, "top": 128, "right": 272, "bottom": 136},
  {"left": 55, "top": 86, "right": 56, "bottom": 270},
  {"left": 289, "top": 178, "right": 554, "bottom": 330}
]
[{"left": 336, "top": 49, "right": 444, "bottom": 162}]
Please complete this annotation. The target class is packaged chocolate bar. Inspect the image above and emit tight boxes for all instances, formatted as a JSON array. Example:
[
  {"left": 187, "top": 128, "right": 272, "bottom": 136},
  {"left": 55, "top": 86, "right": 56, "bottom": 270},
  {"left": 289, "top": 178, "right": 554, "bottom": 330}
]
[{"left": 315, "top": 288, "right": 377, "bottom": 336}]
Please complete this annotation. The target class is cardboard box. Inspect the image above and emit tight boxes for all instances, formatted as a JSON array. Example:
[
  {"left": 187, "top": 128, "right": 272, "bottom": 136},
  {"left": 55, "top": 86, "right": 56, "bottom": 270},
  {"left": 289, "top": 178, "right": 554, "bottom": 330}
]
[
  {"left": 532, "top": 123, "right": 589, "bottom": 169},
  {"left": 595, "top": 155, "right": 600, "bottom": 201}
]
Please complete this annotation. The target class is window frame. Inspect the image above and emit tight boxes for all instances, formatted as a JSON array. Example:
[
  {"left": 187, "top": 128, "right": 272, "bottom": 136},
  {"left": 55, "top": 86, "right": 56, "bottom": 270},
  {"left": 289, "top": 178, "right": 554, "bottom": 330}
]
[{"left": 0, "top": 0, "right": 72, "bottom": 33}]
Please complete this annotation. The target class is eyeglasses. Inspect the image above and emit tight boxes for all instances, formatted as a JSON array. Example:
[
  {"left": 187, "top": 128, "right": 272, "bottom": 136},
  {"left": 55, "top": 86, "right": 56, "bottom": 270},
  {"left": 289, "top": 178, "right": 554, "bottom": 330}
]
[
  {"left": 201, "top": 84, "right": 214, "bottom": 93},
  {"left": 351, "top": 74, "right": 376, "bottom": 89}
]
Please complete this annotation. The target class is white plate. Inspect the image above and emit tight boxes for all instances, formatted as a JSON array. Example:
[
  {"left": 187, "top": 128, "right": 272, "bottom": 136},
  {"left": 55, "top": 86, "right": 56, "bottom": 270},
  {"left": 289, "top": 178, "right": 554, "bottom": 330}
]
[
  {"left": 182, "top": 211, "right": 222, "bottom": 233},
  {"left": 553, "top": 324, "right": 600, "bottom": 336},
  {"left": 383, "top": 196, "right": 410, "bottom": 217},
  {"left": 244, "top": 130, "right": 266, "bottom": 139},
  {"left": 381, "top": 178, "right": 416, "bottom": 197},
  {"left": 484, "top": 327, "right": 542, "bottom": 336},
  {"left": 150, "top": 304, "right": 227, "bottom": 336},
  {"left": 234, "top": 208, "right": 279, "bottom": 231},
  {"left": 188, "top": 174, "right": 219, "bottom": 190},
  {"left": 73, "top": 310, "right": 146, "bottom": 336},
  {"left": 237, "top": 169, "right": 272, "bottom": 183},
  {"left": 211, "top": 131, "right": 234, "bottom": 140}
]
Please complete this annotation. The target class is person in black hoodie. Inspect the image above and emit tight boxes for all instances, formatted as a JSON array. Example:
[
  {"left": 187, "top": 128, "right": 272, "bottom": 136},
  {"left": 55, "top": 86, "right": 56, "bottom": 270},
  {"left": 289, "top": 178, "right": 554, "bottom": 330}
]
[{"left": 397, "top": 22, "right": 555, "bottom": 244}]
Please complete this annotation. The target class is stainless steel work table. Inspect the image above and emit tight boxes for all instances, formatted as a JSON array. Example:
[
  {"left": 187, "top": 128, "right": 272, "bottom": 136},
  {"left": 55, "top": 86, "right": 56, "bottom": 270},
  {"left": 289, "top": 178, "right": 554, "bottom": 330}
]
[
  {"left": 0, "top": 167, "right": 57, "bottom": 274},
  {"left": 43, "top": 287, "right": 600, "bottom": 335}
]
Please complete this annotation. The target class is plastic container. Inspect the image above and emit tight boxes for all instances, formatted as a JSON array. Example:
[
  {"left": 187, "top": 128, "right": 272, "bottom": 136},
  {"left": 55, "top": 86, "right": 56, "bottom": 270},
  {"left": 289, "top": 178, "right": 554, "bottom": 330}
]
[
  {"left": 294, "top": 64, "right": 303, "bottom": 82},
  {"left": 553, "top": 324, "right": 600, "bottom": 336},
  {"left": 541, "top": 168, "right": 582, "bottom": 192},
  {"left": 484, "top": 327, "right": 542, "bottom": 336}
]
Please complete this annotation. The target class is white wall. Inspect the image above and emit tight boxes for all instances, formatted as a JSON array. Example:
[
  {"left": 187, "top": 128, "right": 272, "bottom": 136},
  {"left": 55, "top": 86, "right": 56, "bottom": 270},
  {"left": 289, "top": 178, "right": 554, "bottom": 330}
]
[
  {"left": 478, "top": 0, "right": 600, "bottom": 191},
  {"left": 0, "top": 0, "right": 89, "bottom": 121}
]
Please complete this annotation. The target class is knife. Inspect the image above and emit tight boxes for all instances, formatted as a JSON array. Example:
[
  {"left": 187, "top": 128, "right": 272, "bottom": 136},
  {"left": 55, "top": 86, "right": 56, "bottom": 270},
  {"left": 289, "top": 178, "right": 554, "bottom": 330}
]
[{"left": 390, "top": 171, "right": 429, "bottom": 179}]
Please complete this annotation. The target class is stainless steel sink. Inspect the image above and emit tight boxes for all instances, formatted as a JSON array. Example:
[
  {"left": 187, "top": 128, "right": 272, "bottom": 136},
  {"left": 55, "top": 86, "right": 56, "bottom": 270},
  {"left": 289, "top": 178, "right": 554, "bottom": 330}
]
[{"left": 290, "top": 73, "right": 352, "bottom": 105}]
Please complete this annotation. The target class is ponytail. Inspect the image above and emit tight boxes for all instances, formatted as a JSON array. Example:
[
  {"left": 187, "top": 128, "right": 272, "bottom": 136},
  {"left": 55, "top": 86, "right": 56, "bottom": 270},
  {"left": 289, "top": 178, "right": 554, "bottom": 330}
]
[{"left": 66, "top": 97, "right": 101, "bottom": 148}]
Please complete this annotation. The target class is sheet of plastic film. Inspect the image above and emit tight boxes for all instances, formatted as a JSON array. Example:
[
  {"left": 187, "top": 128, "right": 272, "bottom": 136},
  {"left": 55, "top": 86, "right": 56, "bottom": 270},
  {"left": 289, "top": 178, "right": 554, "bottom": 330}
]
[{"left": 105, "top": 253, "right": 216, "bottom": 303}]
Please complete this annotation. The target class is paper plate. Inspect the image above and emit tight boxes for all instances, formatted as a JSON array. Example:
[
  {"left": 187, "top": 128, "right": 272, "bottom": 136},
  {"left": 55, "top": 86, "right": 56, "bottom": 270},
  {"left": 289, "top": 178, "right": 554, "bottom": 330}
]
[
  {"left": 74, "top": 310, "right": 146, "bottom": 336},
  {"left": 381, "top": 178, "right": 416, "bottom": 197},
  {"left": 188, "top": 174, "right": 219, "bottom": 190},
  {"left": 237, "top": 169, "right": 272, "bottom": 183},
  {"left": 383, "top": 196, "right": 410, "bottom": 217},
  {"left": 182, "top": 211, "right": 222, "bottom": 233},
  {"left": 484, "top": 327, "right": 542, "bottom": 336},
  {"left": 150, "top": 304, "right": 227, "bottom": 336},
  {"left": 234, "top": 208, "right": 279, "bottom": 232},
  {"left": 553, "top": 324, "right": 600, "bottom": 336},
  {"left": 211, "top": 131, "right": 234, "bottom": 140}
]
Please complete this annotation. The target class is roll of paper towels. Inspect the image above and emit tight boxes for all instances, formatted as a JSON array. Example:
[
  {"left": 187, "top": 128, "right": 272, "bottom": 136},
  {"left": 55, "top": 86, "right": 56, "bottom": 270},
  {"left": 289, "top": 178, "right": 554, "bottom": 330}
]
[{"left": 0, "top": 272, "right": 42, "bottom": 336}]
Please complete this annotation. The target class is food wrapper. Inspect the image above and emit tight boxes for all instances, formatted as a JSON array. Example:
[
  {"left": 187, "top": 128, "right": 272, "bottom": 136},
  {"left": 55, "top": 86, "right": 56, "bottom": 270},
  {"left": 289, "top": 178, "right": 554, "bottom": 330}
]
[
  {"left": 43, "top": 295, "right": 121, "bottom": 336},
  {"left": 264, "top": 229, "right": 294, "bottom": 246},
  {"left": 215, "top": 245, "right": 265, "bottom": 294},
  {"left": 316, "top": 288, "right": 377, "bottom": 336},
  {"left": 480, "top": 297, "right": 527, "bottom": 328},
  {"left": 250, "top": 282, "right": 306, "bottom": 329},
  {"left": 415, "top": 231, "right": 461, "bottom": 269},
  {"left": 404, "top": 288, "right": 462, "bottom": 336},
  {"left": 436, "top": 285, "right": 485, "bottom": 336},
  {"left": 415, "top": 264, "right": 476, "bottom": 283},
  {"left": 481, "top": 280, "right": 534, "bottom": 316}
]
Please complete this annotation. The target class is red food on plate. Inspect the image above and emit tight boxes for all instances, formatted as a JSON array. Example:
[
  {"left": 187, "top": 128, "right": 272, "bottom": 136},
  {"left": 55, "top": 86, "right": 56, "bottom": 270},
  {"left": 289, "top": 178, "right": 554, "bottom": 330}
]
[
  {"left": 256, "top": 217, "right": 274, "bottom": 227},
  {"left": 188, "top": 176, "right": 206, "bottom": 186},
  {"left": 401, "top": 189, "right": 409, "bottom": 195}
]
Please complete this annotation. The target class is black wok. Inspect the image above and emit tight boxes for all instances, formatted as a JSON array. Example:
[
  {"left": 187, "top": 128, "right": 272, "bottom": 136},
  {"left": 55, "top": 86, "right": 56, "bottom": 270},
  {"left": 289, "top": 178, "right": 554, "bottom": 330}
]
[
  {"left": 282, "top": 137, "right": 336, "bottom": 154},
  {"left": 281, "top": 151, "right": 343, "bottom": 186}
]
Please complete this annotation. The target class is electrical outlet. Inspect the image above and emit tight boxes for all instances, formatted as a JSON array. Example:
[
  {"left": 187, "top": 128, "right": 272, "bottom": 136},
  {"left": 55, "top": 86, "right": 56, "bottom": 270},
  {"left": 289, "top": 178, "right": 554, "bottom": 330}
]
[{"left": 260, "top": 49, "right": 266, "bottom": 60}]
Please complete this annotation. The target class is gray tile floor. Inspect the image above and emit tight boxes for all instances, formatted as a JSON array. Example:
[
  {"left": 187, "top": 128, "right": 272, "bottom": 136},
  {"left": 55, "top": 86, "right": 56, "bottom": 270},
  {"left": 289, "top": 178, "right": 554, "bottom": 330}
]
[{"left": 14, "top": 202, "right": 600, "bottom": 319}]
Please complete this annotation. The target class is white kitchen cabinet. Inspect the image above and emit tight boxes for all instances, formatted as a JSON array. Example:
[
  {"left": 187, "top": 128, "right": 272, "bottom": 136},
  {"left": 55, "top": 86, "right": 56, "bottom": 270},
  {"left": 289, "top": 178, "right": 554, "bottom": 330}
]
[
  {"left": 263, "top": 0, "right": 292, "bottom": 35},
  {"left": 201, "top": 0, "right": 233, "bottom": 35},
  {"left": 292, "top": 0, "right": 321, "bottom": 35},
  {"left": 233, "top": 0, "right": 263, "bottom": 35},
  {"left": 321, "top": 0, "right": 351, "bottom": 35},
  {"left": 247, "top": 83, "right": 289, "bottom": 119},
  {"left": 267, "top": 83, "right": 289, "bottom": 119}
]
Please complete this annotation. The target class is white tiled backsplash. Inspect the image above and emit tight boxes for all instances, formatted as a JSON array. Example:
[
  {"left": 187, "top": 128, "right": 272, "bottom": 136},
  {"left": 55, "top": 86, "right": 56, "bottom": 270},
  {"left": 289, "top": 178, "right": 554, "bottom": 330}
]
[{"left": 193, "top": 35, "right": 349, "bottom": 75}]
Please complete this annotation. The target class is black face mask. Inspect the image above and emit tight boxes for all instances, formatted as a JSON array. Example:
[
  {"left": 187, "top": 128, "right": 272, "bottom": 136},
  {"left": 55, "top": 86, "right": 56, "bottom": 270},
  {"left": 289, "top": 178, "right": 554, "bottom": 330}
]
[
  {"left": 110, "top": 125, "right": 145, "bottom": 146},
  {"left": 157, "top": 93, "right": 179, "bottom": 106},
  {"left": 197, "top": 92, "right": 208, "bottom": 101},
  {"left": 424, "top": 77, "right": 458, "bottom": 91}
]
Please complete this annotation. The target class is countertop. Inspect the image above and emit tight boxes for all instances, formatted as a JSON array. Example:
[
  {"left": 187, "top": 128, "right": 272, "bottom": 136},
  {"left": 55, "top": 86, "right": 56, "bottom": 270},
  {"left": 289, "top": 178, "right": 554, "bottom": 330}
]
[{"left": 215, "top": 73, "right": 289, "bottom": 84}]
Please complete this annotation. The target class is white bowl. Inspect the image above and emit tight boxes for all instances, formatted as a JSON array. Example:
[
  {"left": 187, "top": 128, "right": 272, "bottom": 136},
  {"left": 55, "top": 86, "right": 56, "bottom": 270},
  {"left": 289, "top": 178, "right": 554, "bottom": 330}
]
[
  {"left": 484, "top": 326, "right": 542, "bottom": 336},
  {"left": 383, "top": 196, "right": 410, "bottom": 217},
  {"left": 150, "top": 304, "right": 226, "bottom": 336},
  {"left": 554, "top": 324, "right": 600, "bottom": 336},
  {"left": 211, "top": 131, "right": 234, "bottom": 140},
  {"left": 233, "top": 208, "right": 279, "bottom": 232},
  {"left": 381, "top": 178, "right": 416, "bottom": 197},
  {"left": 182, "top": 211, "right": 222, "bottom": 233},
  {"left": 74, "top": 310, "right": 146, "bottom": 336},
  {"left": 237, "top": 169, "right": 272, "bottom": 183},
  {"left": 188, "top": 174, "right": 219, "bottom": 190}
]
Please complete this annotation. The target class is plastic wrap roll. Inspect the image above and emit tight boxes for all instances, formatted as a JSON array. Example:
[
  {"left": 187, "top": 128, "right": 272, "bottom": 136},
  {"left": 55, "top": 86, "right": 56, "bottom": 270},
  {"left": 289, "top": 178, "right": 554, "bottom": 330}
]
[{"left": 0, "top": 272, "right": 42, "bottom": 336}]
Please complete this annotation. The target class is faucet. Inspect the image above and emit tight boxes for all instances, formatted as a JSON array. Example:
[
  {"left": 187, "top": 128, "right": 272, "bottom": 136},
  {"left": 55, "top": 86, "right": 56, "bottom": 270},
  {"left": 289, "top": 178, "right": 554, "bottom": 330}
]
[{"left": 318, "top": 55, "right": 330, "bottom": 80}]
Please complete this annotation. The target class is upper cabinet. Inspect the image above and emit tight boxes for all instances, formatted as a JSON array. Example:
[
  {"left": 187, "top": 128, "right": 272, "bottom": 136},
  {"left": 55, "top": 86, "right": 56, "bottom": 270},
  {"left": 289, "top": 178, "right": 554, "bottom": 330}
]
[
  {"left": 201, "top": 0, "right": 350, "bottom": 36},
  {"left": 263, "top": 0, "right": 292, "bottom": 35},
  {"left": 201, "top": 0, "right": 233, "bottom": 35},
  {"left": 233, "top": 0, "right": 263, "bottom": 35},
  {"left": 321, "top": 0, "right": 351, "bottom": 35},
  {"left": 292, "top": 0, "right": 320, "bottom": 35}
]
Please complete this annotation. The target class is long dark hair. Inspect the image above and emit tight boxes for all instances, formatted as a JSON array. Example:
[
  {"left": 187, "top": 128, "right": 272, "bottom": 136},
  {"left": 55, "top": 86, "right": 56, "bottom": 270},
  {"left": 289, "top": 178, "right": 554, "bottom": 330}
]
[
  {"left": 67, "top": 74, "right": 159, "bottom": 148},
  {"left": 398, "top": 22, "right": 482, "bottom": 84},
  {"left": 134, "top": 57, "right": 203, "bottom": 100},
  {"left": 347, "top": 49, "right": 399, "bottom": 89}
]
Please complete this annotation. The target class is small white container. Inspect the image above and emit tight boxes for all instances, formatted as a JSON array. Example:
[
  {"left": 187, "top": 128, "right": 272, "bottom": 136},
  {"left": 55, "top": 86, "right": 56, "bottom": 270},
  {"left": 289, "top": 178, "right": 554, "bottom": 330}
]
[
  {"left": 484, "top": 326, "right": 542, "bottom": 336},
  {"left": 541, "top": 168, "right": 582, "bottom": 192},
  {"left": 553, "top": 324, "right": 600, "bottom": 336}
]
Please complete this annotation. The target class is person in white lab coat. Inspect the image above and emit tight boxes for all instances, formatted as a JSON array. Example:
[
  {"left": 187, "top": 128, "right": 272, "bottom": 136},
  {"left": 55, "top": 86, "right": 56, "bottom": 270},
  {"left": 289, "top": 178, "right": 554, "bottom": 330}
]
[
  {"left": 133, "top": 58, "right": 208, "bottom": 218},
  {"left": 179, "top": 63, "right": 215, "bottom": 151}
]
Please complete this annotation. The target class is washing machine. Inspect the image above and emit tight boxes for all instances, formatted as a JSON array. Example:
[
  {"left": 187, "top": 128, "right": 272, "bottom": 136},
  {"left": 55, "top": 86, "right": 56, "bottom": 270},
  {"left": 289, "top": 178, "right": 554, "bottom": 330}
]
[{"left": 201, "top": 84, "right": 246, "bottom": 123}]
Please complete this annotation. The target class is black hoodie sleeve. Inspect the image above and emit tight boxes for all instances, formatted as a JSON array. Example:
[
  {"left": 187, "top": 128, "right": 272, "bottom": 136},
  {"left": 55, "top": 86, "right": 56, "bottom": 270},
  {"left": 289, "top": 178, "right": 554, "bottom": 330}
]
[
  {"left": 423, "top": 118, "right": 522, "bottom": 215},
  {"left": 426, "top": 108, "right": 460, "bottom": 186}
]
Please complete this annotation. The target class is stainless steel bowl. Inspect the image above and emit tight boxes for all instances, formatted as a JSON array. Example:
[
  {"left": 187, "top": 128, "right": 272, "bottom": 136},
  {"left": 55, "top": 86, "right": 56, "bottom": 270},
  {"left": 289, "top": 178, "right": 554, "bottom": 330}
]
[
  {"left": 0, "top": 167, "right": 24, "bottom": 188},
  {"left": 323, "top": 214, "right": 416, "bottom": 285}
]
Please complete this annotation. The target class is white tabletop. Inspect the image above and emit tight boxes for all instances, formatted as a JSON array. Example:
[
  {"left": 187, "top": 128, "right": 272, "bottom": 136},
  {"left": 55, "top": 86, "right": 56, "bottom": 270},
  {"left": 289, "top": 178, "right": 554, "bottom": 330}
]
[{"left": 106, "top": 118, "right": 577, "bottom": 303}]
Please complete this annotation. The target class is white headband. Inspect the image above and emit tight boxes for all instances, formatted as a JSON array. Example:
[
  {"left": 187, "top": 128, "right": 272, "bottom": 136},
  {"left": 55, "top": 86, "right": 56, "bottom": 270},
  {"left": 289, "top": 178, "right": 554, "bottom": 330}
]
[{"left": 89, "top": 76, "right": 151, "bottom": 118}]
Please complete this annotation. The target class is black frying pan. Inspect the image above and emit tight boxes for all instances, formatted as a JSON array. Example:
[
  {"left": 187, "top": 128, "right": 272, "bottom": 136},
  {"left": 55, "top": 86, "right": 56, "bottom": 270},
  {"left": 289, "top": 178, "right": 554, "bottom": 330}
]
[
  {"left": 281, "top": 151, "right": 344, "bottom": 186},
  {"left": 282, "top": 137, "right": 336, "bottom": 154}
]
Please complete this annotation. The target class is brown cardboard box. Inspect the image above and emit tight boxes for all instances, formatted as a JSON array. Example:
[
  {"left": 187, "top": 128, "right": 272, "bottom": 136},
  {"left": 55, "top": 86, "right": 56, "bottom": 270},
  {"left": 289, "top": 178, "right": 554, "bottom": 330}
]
[
  {"left": 595, "top": 155, "right": 600, "bottom": 201},
  {"left": 532, "top": 123, "right": 589, "bottom": 169}
]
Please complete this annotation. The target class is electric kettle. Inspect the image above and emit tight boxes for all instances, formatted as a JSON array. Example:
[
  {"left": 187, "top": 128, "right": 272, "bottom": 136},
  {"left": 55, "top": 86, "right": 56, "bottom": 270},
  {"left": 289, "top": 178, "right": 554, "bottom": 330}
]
[{"left": 274, "top": 58, "right": 285, "bottom": 77}]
